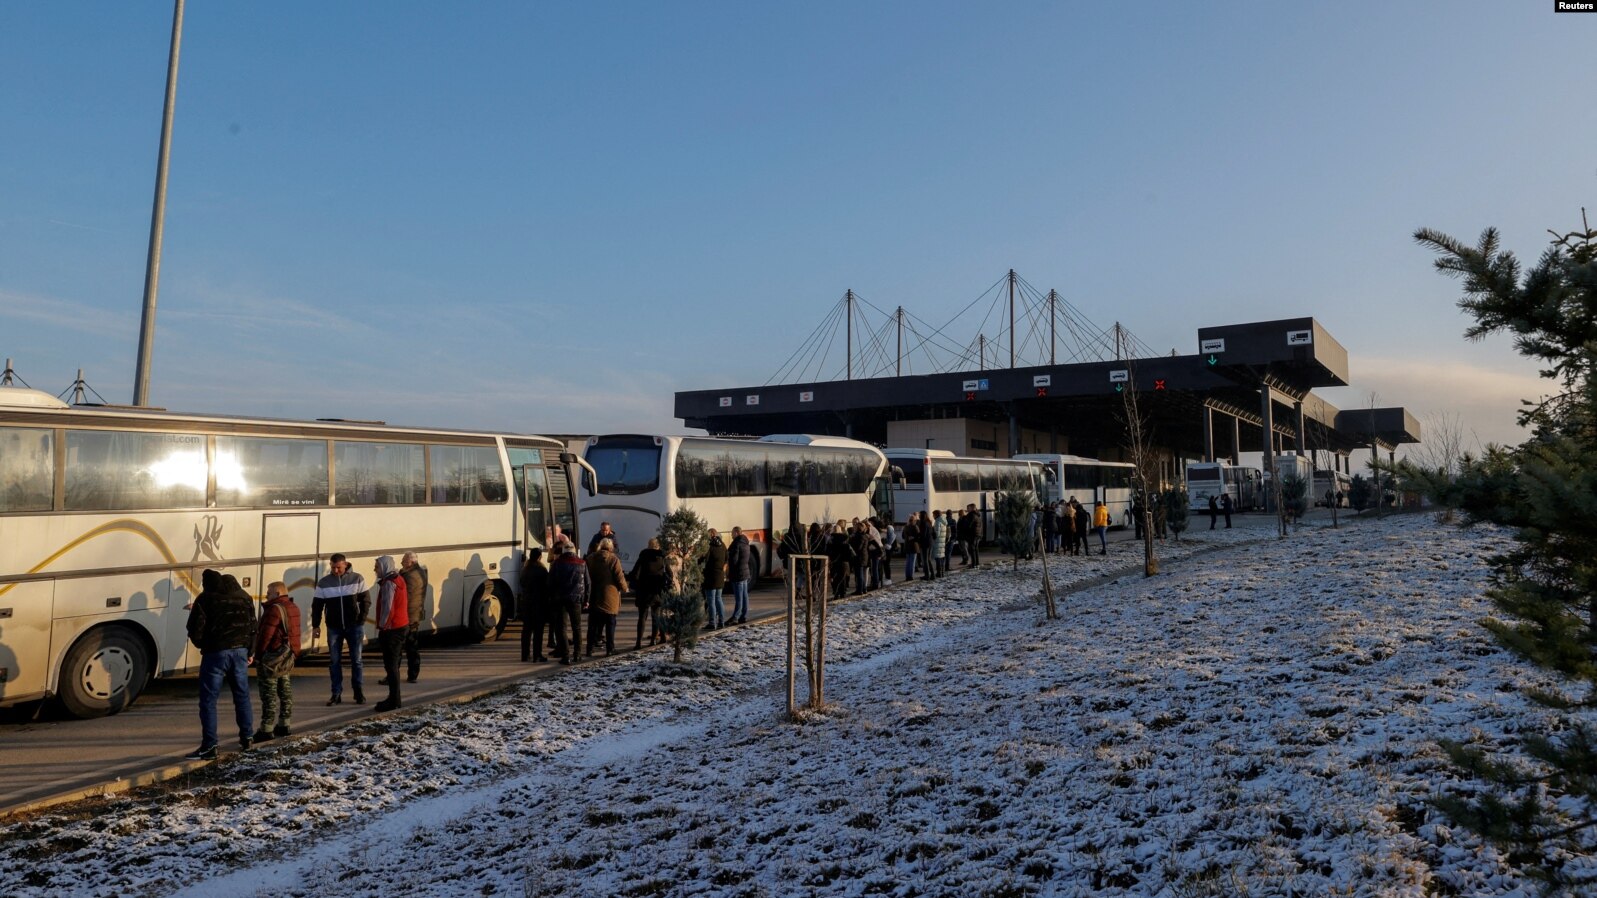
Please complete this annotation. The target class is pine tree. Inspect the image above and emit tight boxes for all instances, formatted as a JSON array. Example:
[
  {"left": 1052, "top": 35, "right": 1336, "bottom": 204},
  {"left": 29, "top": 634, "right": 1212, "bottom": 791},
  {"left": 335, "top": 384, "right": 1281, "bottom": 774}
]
[
  {"left": 1279, "top": 475, "right": 1309, "bottom": 525},
  {"left": 1163, "top": 488, "right": 1189, "bottom": 541},
  {"left": 1410, "top": 215, "right": 1597, "bottom": 886},
  {"left": 657, "top": 508, "right": 710, "bottom": 663},
  {"left": 1348, "top": 473, "right": 1374, "bottom": 513},
  {"left": 993, "top": 485, "right": 1037, "bottom": 571}
]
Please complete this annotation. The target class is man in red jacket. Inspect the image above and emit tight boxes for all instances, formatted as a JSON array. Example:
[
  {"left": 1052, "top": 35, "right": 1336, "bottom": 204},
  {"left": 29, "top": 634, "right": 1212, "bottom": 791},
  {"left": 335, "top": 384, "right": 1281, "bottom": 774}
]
[{"left": 252, "top": 580, "right": 302, "bottom": 741}]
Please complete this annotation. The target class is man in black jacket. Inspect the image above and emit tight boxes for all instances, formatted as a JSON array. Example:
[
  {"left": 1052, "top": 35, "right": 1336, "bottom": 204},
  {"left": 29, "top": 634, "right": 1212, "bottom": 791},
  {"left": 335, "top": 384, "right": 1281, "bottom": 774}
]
[
  {"left": 185, "top": 570, "right": 257, "bottom": 760},
  {"left": 519, "top": 548, "right": 550, "bottom": 663}
]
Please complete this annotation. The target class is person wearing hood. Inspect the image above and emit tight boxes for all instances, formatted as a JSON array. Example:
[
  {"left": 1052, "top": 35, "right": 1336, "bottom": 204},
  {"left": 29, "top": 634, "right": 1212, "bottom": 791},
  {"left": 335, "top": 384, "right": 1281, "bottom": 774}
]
[
  {"left": 372, "top": 555, "right": 410, "bottom": 712},
  {"left": 184, "top": 570, "right": 257, "bottom": 760},
  {"left": 311, "top": 553, "right": 369, "bottom": 706}
]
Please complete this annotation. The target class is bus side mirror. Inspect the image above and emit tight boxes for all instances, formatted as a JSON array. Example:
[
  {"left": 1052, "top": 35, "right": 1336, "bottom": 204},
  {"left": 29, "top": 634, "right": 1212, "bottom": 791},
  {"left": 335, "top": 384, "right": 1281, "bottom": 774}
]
[{"left": 562, "top": 452, "right": 599, "bottom": 498}]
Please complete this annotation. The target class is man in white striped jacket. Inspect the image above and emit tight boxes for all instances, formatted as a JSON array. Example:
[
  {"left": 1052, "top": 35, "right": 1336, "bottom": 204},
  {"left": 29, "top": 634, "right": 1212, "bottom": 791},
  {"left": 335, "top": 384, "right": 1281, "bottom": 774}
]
[{"left": 311, "top": 553, "right": 370, "bottom": 706}]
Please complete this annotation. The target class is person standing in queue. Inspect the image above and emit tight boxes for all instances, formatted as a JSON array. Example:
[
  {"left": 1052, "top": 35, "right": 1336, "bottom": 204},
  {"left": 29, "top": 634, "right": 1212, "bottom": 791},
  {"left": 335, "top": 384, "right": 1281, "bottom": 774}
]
[
  {"left": 399, "top": 551, "right": 428, "bottom": 684},
  {"left": 701, "top": 529, "right": 727, "bottom": 630},
  {"left": 312, "top": 553, "right": 369, "bottom": 706},
  {"left": 900, "top": 513, "right": 922, "bottom": 583},
  {"left": 251, "top": 580, "right": 301, "bottom": 742},
  {"left": 548, "top": 539, "right": 589, "bottom": 664},
  {"left": 585, "top": 537, "right": 627, "bottom": 656},
  {"left": 588, "top": 520, "right": 620, "bottom": 557},
  {"left": 960, "top": 504, "right": 982, "bottom": 567},
  {"left": 726, "top": 526, "right": 752, "bottom": 624},
  {"left": 519, "top": 547, "right": 550, "bottom": 662},
  {"left": 372, "top": 555, "right": 409, "bottom": 712},
  {"left": 184, "top": 570, "right": 257, "bottom": 760},
  {"left": 931, "top": 509, "right": 948, "bottom": 578},
  {"left": 629, "top": 538, "right": 672, "bottom": 647},
  {"left": 1092, "top": 499, "right": 1110, "bottom": 555},
  {"left": 827, "top": 521, "right": 856, "bottom": 600},
  {"left": 1072, "top": 499, "right": 1092, "bottom": 556}
]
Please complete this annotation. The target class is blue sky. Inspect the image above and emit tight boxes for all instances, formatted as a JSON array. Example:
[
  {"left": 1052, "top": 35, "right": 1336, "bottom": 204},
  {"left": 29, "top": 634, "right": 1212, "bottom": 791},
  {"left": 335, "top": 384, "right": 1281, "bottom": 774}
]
[{"left": 1, "top": 2, "right": 1589, "bottom": 450}]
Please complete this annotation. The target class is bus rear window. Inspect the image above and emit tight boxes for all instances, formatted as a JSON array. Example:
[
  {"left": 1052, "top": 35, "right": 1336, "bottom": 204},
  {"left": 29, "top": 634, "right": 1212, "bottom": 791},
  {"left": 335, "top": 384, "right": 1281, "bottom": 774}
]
[{"left": 586, "top": 439, "right": 661, "bottom": 495}]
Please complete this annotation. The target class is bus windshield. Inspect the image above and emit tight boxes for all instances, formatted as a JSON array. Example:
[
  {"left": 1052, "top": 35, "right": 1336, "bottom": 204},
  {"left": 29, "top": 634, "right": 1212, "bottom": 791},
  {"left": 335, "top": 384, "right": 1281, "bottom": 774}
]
[{"left": 585, "top": 438, "right": 662, "bottom": 495}]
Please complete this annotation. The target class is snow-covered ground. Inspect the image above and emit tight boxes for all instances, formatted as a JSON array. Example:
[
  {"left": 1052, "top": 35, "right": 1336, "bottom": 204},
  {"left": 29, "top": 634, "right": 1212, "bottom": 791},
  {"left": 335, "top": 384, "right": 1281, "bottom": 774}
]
[{"left": 3, "top": 515, "right": 1593, "bottom": 897}]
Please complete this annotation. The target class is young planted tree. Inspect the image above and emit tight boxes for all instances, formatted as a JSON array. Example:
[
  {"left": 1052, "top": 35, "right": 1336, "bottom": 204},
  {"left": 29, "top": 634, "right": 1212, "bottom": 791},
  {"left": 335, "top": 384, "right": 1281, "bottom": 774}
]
[
  {"left": 657, "top": 507, "right": 710, "bottom": 663},
  {"left": 1410, "top": 215, "right": 1597, "bottom": 886},
  {"left": 1117, "top": 362, "right": 1160, "bottom": 575}
]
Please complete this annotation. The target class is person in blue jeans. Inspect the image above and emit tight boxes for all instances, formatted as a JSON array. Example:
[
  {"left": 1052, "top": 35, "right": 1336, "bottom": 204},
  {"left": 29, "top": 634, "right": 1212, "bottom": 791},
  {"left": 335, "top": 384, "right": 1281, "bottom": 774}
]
[
  {"left": 701, "top": 529, "right": 727, "bottom": 630},
  {"left": 726, "top": 527, "right": 752, "bottom": 625},
  {"left": 902, "top": 512, "right": 923, "bottom": 583},
  {"left": 184, "top": 570, "right": 257, "bottom": 759},
  {"left": 312, "top": 553, "right": 370, "bottom": 705}
]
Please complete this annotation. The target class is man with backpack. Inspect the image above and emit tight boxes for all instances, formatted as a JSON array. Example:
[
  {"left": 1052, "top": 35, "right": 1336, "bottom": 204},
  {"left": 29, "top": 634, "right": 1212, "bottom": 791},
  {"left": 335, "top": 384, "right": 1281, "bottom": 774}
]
[{"left": 253, "top": 580, "right": 301, "bottom": 742}]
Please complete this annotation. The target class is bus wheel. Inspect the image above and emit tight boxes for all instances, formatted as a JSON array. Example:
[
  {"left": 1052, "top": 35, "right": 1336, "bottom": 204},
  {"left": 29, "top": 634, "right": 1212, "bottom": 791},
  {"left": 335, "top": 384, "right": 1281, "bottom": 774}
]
[
  {"left": 58, "top": 627, "right": 150, "bottom": 719},
  {"left": 467, "top": 585, "right": 503, "bottom": 643}
]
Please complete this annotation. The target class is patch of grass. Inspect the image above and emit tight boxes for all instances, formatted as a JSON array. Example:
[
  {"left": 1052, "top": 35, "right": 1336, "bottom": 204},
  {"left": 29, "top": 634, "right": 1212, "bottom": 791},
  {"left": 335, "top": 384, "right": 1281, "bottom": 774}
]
[
  {"left": 749, "top": 824, "right": 788, "bottom": 845},
  {"left": 711, "top": 867, "right": 754, "bottom": 886},
  {"left": 584, "top": 809, "right": 626, "bottom": 826},
  {"left": 1148, "top": 711, "right": 1186, "bottom": 730},
  {"left": 846, "top": 812, "right": 880, "bottom": 830},
  {"left": 551, "top": 852, "right": 605, "bottom": 871}
]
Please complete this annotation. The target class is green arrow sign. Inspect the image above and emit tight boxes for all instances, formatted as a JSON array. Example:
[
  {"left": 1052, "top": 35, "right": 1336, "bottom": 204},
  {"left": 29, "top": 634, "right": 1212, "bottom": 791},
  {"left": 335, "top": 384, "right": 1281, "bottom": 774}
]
[
  {"left": 1114, "top": 384, "right": 1124, "bottom": 393},
  {"left": 1207, "top": 355, "right": 1218, "bottom": 365}
]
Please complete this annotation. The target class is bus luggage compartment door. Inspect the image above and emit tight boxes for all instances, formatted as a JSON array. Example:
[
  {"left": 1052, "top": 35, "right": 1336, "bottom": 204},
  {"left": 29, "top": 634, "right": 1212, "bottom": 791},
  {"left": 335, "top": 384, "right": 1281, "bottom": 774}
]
[{"left": 0, "top": 580, "right": 54, "bottom": 703}]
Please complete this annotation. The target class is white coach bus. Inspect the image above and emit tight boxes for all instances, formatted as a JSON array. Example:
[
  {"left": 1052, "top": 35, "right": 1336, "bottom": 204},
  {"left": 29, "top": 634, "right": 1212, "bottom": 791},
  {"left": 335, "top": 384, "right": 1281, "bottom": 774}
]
[
  {"left": 577, "top": 434, "right": 892, "bottom": 575},
  {"left": 1185, "top": 460, "right": 1264, "bottom": 512},
  {"left": 1012, "top": 453, "right": 1136, "bottom": 526},
  {"left": 882, "top": 449, "right": 1045, "bottom": 541},
  {"left": 0, "top": 386, "right": 579, "bottom": 717}
]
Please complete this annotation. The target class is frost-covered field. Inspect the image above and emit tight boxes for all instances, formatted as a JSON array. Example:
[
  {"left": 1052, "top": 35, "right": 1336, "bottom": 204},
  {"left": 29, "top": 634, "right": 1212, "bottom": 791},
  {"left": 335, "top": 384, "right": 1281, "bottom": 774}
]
[{"left": 3, "top": 516, "right": 1592, "bottom": 897}]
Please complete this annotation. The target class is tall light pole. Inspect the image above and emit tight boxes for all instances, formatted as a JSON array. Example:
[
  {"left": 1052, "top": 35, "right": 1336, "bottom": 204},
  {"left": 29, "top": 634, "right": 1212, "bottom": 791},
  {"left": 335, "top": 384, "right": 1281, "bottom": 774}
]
[{"left": 133, "top": 0, "right": 185, "bottom": 407}]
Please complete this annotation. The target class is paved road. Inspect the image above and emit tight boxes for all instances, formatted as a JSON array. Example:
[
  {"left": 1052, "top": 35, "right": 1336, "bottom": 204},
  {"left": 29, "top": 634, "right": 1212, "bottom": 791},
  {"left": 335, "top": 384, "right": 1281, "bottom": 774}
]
[
  {"left": 1, "top": 518, "right": 1267, "bottom": 817},
  {"left": 0, "top": 574, "right": 817, "bottom": 817}
]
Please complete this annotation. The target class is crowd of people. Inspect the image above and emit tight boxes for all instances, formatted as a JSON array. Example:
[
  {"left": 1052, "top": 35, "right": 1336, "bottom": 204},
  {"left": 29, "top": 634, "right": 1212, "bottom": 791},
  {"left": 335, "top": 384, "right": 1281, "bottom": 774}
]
[
  {"left": 182, "top": 551, "right": 429, "bottom": 761},
  {"left": 180, "top": 500, "right": 1133, "bottom": 762}
]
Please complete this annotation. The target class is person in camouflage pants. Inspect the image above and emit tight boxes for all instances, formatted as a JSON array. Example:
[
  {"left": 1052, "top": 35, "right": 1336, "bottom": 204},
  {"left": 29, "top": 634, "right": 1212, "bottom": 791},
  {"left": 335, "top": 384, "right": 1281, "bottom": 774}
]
[{"left": 253, "top": 581, "right": 302, "bottom": 740}]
